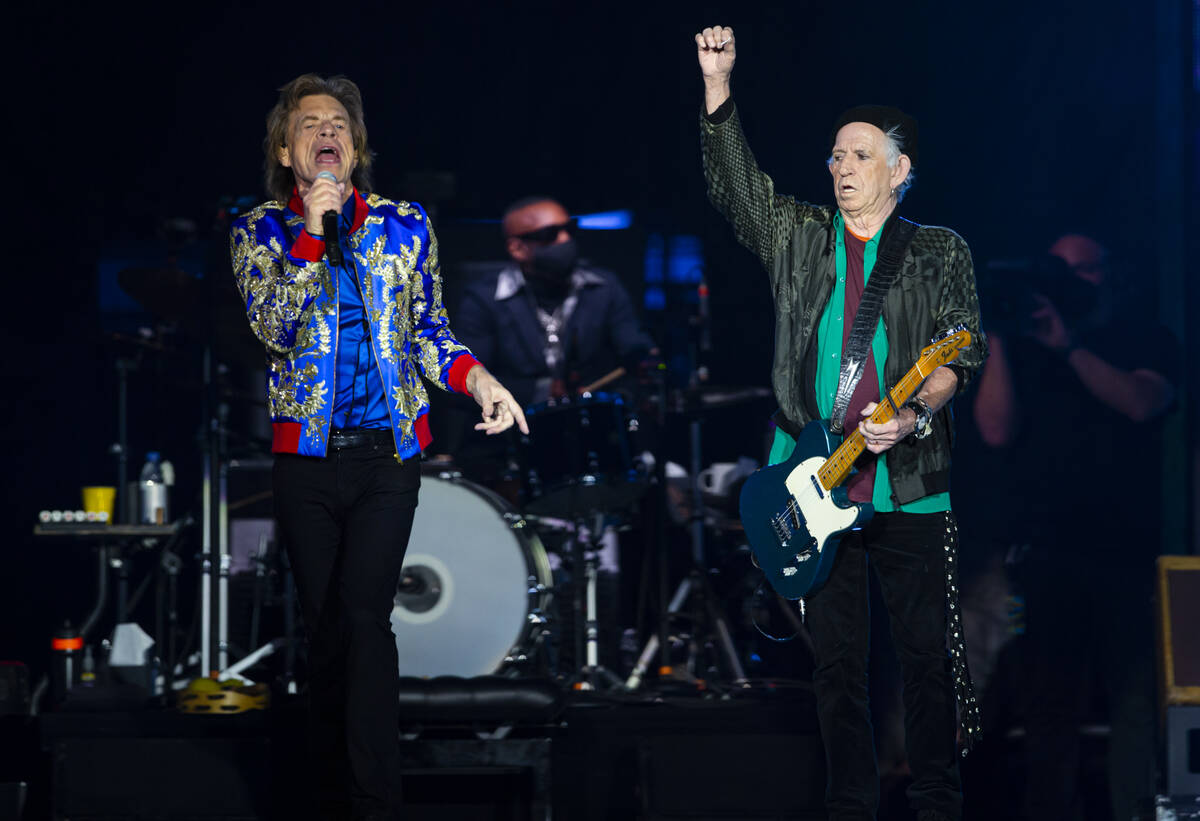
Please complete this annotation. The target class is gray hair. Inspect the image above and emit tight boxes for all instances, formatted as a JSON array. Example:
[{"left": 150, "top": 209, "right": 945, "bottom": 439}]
[{"left": 883, "top": 125, "right": 916, "bottom": 202}]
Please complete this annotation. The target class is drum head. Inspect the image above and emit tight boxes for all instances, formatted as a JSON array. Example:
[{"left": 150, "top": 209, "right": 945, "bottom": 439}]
[{"left": 390, "top": 474, "right": 545, "bottom": 677}]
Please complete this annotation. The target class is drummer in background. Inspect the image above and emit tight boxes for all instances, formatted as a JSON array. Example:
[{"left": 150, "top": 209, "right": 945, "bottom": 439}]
[
  {"left": 449, "top": 196, "right": 657, "bottom": 678},
  {"left": 450, "top": 195, "right": 658, "bottom": 486}
]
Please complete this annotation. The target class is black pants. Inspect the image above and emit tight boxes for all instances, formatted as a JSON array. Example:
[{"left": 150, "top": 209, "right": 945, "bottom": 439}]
[
  {"left": 806, "top": 511, "right": 962, "bottom": 821},
  {"left": 274, "top": 440, "right": 420, "bottom": 821}
]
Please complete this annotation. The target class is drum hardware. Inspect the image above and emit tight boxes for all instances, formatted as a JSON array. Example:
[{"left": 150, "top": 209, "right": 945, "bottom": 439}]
[
  {"left": 115, "top": 237, "right": 236, "bottom": 681},
  {"left": 515, "top": 391, "right": 651, "bottom": 687},
  {"left": 221, "top": 523, "right": 301, "bottom": 692},
  {"left": 640, "top": 385, "right": 774, "bottom": 418},
  {"left": 558, "top": 513, "right": 625, "bottom": 691},
  {"left": 625, "top": 564, "right": 747, "bottom": 692},
  {"left": 117, "top": 265, "right": 263, "bottom": 369},
  {"left": 625, "top": 571, "right": 696, "bottom": 690},
  {"left": 630, "top": 283, "right": 750, "bottom": 691},
  {"left": 519, "top": 392, "right": 647, "bottom": 518},
  {"left": 112, "top": 210, "right": 301, "bottom": 685},
  {"left": 505, "top": 509, "right": 624, "bottom": 690}
]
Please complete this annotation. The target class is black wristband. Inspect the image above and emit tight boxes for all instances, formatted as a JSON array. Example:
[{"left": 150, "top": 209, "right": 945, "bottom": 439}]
[{"left": 703, "top": 97, "right": 735, "bottom": 125}]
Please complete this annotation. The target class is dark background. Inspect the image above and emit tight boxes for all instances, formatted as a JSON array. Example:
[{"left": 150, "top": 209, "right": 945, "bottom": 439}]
[{"left": 3, "top": 0, "right": 1195, "bottom": 689}]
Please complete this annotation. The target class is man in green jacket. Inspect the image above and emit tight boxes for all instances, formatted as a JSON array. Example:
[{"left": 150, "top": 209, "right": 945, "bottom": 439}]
[{"left": 696, "top": 25, "right": 987, "bottom": 821}]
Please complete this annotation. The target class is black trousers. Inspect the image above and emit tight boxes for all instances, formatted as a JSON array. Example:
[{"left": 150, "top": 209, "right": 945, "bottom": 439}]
[
  {"left": 274, "top": 440, "right": 420, "bottom": 821},
  {"left": 806, "top": 511, "right": 962, "bottom": 821}
]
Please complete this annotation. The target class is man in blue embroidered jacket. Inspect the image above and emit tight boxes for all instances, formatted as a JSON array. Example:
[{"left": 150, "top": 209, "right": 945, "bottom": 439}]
[{"left": 230, "top": 74, "right": 526, "bottom": 821}]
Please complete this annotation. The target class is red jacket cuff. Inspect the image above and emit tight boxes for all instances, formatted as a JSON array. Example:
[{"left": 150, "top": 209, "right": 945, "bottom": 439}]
[
  {"left": 447, "top": 353, "right": 481, "bottom": 396},
  {"left": 290, "top": 229, "right": 325, "bottom": 262}
]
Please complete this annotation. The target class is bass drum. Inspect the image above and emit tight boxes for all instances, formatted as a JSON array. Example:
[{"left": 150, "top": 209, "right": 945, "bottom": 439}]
[{"left": 390, "top": 471, "right": 552, "bottom": 677}]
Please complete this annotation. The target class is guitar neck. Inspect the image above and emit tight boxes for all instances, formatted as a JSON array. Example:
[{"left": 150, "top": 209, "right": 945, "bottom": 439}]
[{"left": 817, "top": 365, "right": 930, "bottom": 491}]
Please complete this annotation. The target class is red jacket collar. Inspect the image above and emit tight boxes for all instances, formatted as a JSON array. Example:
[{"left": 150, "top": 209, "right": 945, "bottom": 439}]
[{"left": 287, "top": 187, "right": 369, "bottom": 235}]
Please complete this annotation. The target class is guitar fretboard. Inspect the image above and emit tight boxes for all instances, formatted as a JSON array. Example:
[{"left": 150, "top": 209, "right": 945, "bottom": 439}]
[{"left": 816, "top": 332, "right": 969, "bottom": 490}]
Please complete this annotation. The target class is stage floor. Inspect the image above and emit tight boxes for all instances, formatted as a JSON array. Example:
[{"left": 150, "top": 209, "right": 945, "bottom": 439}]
[{"left": 0, "top": 681, "right": 1113, "bottom": 820}]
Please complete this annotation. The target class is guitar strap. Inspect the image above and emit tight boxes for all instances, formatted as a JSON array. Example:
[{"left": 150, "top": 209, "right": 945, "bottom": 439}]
[{"left": 827, "top": 216, "right": 919, "bottom": 434}]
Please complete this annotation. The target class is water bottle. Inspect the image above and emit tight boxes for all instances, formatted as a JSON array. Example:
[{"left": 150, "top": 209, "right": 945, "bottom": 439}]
[{"left": 138, "top": 451, "right": 170, "bottom": 524}]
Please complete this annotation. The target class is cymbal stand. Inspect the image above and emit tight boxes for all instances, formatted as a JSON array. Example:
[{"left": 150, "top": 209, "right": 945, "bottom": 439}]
[
  {"left": 200, "top": 206, "right": 235, "bottom": 678},
  {"left": 200, "top": 344, "right": 232, "bottom": 676},
  {"left": 627, "top": 277, "right": 747, "bottom": 690}
]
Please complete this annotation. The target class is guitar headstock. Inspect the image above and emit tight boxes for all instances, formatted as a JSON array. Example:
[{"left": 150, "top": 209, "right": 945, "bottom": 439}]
[{"left": 918, "top": 325, "right": 972, "bottom": 369}]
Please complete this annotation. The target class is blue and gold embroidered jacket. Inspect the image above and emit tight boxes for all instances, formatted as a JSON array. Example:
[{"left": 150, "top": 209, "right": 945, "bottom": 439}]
[{"left": 229, "top": 189, "right": 479, "bottom": 458}]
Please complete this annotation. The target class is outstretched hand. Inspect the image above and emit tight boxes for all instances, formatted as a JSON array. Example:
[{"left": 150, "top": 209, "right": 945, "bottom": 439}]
[{"left": 466, "top": 365, "right": 529, "bottom": 436}]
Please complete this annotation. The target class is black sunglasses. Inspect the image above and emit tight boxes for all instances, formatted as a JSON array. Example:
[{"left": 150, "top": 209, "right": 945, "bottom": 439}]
[{"left": 513, "top": 221, "right": 574, "bottom": 244}]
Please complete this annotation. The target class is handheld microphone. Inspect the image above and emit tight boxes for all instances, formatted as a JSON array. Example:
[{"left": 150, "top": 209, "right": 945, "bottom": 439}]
[{"left": 315, "top": 171, "right": 343, "bottom": 267}]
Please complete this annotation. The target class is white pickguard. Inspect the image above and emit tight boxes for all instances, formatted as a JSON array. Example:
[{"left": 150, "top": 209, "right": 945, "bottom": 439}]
[{"left": 782, "top": 456, "right": 862, "bottom": 552}]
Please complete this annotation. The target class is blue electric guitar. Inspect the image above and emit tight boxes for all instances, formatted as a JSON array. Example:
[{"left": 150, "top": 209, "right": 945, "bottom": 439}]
[{"left": 738, "top": 328, "right": 971, "bottom": 600}]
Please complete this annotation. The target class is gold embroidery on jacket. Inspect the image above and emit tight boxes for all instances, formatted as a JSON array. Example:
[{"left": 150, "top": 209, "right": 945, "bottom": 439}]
[
  {"left": 230, "top": 204, "right": 331, "bottom": 355},
  {"left": 352, "top": 232, "right": 416, "bottom": 364},
  {"left": 414, "top": 224, "right": 470, "bottom": 379},
  {"left": 366, "top": 194, "right": 420, "bottom": 220},
  {"left": 235, "top": 196, "right": 473, "bottom": 454}
]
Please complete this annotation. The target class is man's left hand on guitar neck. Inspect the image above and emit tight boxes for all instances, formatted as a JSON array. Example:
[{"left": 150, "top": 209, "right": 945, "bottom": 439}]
[{"left": 858, "top": 365, "right": 958, "bottom": 454}]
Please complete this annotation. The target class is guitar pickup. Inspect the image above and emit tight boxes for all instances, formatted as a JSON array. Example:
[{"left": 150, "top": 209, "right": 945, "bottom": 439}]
[{"left": 794, "top": 550, "right": 812, "bottom": 564}]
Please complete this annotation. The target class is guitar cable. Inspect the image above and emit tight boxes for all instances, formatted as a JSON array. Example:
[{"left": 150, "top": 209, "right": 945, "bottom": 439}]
[{"left": 749, "top": 576, "right": 803, "bottom": 643}]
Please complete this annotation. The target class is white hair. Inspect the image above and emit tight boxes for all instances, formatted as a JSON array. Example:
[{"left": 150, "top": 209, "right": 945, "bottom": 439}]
[{"left": 883, "top": 125, "right": 916, "bottom": 202}]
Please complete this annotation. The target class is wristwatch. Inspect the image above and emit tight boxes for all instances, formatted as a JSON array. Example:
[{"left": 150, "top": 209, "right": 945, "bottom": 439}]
[{"left": 904, "top": 397, "right": 933, "bottom": 440}]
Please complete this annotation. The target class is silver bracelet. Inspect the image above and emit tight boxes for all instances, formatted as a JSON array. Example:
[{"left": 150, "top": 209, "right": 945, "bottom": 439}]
[{"left": 904, "top": 397, "right": 934, "bottom": 440}]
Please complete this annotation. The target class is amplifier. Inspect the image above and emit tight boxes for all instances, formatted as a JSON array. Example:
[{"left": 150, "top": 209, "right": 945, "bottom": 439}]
[{"left": 1158, "top": 556, "right": 1200, "bottom": 708}]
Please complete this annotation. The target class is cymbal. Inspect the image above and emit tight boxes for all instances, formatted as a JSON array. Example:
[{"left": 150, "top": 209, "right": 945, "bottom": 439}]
[
  {"left": 650, "top": 385, "right": 773, "bottom": 415},
  {"left": 118, "top": 267, "right": 264, "bottom": 367},
  {"left": 689, "top": 385, "right": 773, "bottom": 409},
  {"left": 104, "top": 330, "right": 184, "bottom": 357}
]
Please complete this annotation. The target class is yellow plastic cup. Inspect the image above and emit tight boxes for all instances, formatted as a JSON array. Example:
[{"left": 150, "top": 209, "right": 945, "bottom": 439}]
[{"left": 81, "top": 486, "right": 116, "bottom": 524}]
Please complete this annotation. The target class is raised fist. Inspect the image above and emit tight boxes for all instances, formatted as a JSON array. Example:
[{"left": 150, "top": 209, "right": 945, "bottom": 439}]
[{"left": 695, "top": 25, "right": 736, "bottom": 81}]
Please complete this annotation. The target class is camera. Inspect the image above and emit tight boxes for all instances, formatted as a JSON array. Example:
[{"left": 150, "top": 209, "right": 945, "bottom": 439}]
[{"left": 980, "top": 254, "right": 1100, "bottom": 335}]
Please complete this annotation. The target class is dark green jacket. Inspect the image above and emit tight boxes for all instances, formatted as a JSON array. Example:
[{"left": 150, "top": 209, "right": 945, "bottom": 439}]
[{"left": 701, "top": 102, "right": 987, "bottom": 505}]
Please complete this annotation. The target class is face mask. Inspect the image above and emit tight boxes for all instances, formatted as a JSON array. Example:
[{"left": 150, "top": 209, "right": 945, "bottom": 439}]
[{"left": 528, "top": 237, "right": 578, "bottom": 281}]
